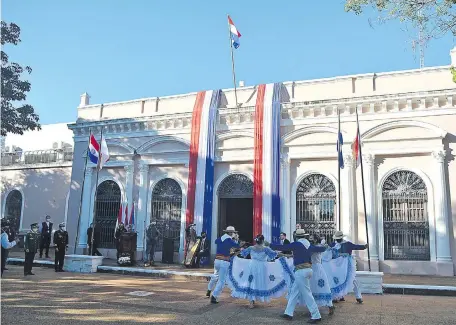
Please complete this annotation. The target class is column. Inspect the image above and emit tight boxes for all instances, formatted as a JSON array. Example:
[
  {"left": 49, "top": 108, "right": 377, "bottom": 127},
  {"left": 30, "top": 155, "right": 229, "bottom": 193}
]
[
  {"left": 363, "top": 153, "right": 379, "bottom": 270},
  {"left": 432, "top": 150, "right": 452, "bottom": 263},
  {"left": 341, "top": 154, "right": 355, "bottom": 240},
  {"left": 280, "top": 155, "right": 291, "bottom": 239},
  {"left": 78, "top": 168, "right": 93, "bottom": 248},
  {"left": 136, "top": 162, "right": 149, "bottom": 251},
  {"left": 124, "top": 164, "right": 134, "bottom": 224}
]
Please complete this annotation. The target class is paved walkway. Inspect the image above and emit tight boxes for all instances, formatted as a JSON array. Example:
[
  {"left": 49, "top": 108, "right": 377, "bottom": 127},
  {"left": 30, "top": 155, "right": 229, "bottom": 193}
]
[{"left": 2, "top": 266, "right": 455, "bottom": 325}]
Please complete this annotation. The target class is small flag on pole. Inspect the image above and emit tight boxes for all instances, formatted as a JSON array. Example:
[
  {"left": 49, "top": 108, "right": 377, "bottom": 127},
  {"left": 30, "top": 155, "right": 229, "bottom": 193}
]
[
  {"left": 228, "top": 15, "right": 241, "bottom": 49},
  {"left": 124, "top": 204, "right": 129, "bottom": 226},
  {"left": 337, "top": 131, "right": 344, "bottom": 169},
  {"left": 352, "top": 128, "right": 361, "bottom": 168},
  {"left": 88, "top": 134, "right": 110, "bottom": 170},
  {"left": 130, "top": 202, "right": 135, "bottom": 227}
]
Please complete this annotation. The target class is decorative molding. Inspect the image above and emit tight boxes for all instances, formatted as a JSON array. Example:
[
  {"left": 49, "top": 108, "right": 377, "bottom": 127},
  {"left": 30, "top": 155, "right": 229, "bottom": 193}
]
[
  {"left": 136, "top": 135, "right": 190, "bottom": 154},
  {"left": 343, "top": 154, "right": 354, "bottom": 168},
  {"left": 282, "top": 125, "right": 346, "bottom": 144},
  {"left": 363, "top": 154, "right": 375, "bottom": 166},
  {"left": 432, "top": 150, "right": 446, "bottom": 163},
  {"left": 85, "top": 168, "right": 94, "bottom": 177},
  {"left": 362, "top": 120, "right": 448, "bottom": 140},
  {"left": 139, "top": 162, "right": 149, "bottom": 173},
  {"left": 1, "top": 162, "right": 73, "bottom": 171},
  {"left": 87, "top": 160, "right": 133, "bottom": 169},
  {"left": 124, "top": 164, "right": 134, "bottom": 174}
]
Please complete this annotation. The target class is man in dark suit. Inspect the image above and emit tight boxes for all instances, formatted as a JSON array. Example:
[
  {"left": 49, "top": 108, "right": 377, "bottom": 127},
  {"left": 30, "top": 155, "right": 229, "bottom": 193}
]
[
  {"left": 196, "top": 231, "right": 210, "bottom": 267},
  {"left": 280, "top": 232, "right": 292, "bottom": 255},
  {"left": 39, "top": 215, "right": 53, "bottom": 258}
]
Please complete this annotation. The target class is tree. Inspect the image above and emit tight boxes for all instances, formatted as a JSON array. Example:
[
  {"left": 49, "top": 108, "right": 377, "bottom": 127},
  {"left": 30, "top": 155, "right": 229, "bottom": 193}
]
[
  {"left": 1, "top": 21, "right": 40, "bottom": 136},
  {"left": 344, "top": 1, "right": 456, "bottom": 41}
]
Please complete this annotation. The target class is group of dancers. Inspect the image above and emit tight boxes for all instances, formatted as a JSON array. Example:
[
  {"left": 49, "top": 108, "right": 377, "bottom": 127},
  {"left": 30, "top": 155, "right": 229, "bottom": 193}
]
[{"left": 205, "top": 225, "right": 368, "bottom": 324}]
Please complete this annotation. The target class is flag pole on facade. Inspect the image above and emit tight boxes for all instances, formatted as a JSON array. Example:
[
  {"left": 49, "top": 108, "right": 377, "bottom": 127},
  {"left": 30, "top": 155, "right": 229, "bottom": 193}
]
[
  {"left": 87, "top": 126, "right": 110, "bottom": 256},
  {"left": 227, "top": 15, "right": 241, "bottom": 108},
  {"left": 337, "top": 108, "right": 344, "bottom": 230},
  {"left": 354, "top": 106, "right": 371, "bottom": 272},
  {"left": 73, "top": 127, "right": 92, "bottom": 254}
]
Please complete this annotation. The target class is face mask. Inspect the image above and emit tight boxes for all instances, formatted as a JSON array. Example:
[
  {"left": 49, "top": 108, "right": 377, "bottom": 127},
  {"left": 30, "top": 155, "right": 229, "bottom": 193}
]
[{"left": 32, "top": 228, "right": 39, "bottom": 233}]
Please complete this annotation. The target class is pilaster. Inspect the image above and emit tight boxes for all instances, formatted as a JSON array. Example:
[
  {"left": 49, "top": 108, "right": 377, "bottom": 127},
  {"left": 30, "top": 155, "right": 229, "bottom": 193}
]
[
  {"left": 363, "top": 153, "right": 379, "bottom": 271},
  {"left": 78, "top": 168, "right": 94, "bottom": 248}
]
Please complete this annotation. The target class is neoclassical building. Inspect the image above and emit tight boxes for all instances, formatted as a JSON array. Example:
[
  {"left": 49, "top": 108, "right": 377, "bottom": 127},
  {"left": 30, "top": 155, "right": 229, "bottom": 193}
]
[{"left": 5, "top": 49, "right": 454, "bottom": 276}]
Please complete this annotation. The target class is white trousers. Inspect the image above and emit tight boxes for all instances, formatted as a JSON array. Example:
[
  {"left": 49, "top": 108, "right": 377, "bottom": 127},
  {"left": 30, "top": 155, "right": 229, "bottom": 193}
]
[
  {"left": 210, "top": 259, "right": 229, "bottom": 299},
  {"left": 285, "top": 268, "right": 321, "bottom": 320},
  {"left": 353, "top": 277, "right": 362, "bottom": 299}
]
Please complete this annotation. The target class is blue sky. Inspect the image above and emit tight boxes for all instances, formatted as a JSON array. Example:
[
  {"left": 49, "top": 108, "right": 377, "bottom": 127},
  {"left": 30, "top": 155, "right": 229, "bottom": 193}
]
[{"left": 3, "top": 0, "right": 454, "bottom": 124}]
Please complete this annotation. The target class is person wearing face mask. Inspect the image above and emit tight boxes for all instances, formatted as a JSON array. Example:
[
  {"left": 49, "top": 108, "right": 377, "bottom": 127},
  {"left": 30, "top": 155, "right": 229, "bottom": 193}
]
[
  {"left": 53, "top": 223, "right": 69, "bottom": 272},
  {"left": 195, "top": 231, "right": 210, "bottom": 267},
  {"left": 24, "top": 223, "right": 41, "bottom": 276},
  {"left": 144, "top": 221, "right": 159, "bottom": 267},
  {"left": 39, "top": 215, "right": 53, "bottom": 258}
]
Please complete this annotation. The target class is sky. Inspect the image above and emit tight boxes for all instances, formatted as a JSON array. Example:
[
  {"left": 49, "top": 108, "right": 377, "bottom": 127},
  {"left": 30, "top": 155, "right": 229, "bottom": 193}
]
[{"left": 2, "top": 0, "right": 454, "bottom": 125}]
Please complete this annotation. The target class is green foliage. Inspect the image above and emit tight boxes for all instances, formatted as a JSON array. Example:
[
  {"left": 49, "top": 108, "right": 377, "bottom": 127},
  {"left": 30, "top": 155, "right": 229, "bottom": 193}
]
[
  {"left": 1, "top": 21, "right": 40, "bottom": 136},
  {"left": 344, "top": 1, "right": 456, "bottom": 41},
  {"left": 451, "top": 67, "right": 456, "bottom": 83}
]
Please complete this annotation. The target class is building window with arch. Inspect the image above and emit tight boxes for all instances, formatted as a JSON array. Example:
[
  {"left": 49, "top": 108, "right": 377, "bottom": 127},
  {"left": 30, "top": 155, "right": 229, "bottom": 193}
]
[
  {"left": 296, "top": 174, "right": 336, "bottom": 243},
  {"left": 150, "top": 178, "right": 182, "bottom": 252},
  {"left": 4, "top": 190, "right": 22, "bottom": 232},
  {"left": 94, "top": 180, "right": 121, "bottom": 249},
  {"left": 382, "top": 170, "right": 430, "bottom": 261}
]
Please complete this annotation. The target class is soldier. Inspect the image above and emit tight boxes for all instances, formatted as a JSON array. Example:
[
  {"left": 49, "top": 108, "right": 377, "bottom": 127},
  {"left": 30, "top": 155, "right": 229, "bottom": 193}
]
[
  {"left": 24, "top": 223, "right": 41, "bottom": 276},
  {"left": 53, "top": 222, "right": 68, "bottom": 272},
  {"left": 39, "top": 215, "right": 53, "bottom": 258},
  {"left": 114, "top": 222, "right": 126, "bottom": 260}
]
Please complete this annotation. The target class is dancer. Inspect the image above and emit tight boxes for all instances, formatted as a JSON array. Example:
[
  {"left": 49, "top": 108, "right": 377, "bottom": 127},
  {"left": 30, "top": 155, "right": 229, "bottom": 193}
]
[
  {"left": 207, "top": 226, "right": 239, "bottom": 303},
  {"left": 309, "top": 234, "right": 334, "bottom": 315},
  {"left": 228, "top": 235, "right": 278, "bottom": 309},
  {"left": 330, "top": 230, "right": 368, "bottom": 304},
  {"left": 270, "top": 229, "right": 326, "bottom": 324}
]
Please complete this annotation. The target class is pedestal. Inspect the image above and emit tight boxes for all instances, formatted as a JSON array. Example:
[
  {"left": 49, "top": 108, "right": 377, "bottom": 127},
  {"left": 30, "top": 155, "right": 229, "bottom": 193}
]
[{"left": 64, "top": 255, "right": 104, "bottom": 273}]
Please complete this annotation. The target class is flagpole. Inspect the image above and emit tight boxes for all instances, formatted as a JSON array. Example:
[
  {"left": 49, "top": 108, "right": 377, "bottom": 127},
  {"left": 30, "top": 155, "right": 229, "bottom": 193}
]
[
  {"left": 73, "top": 128, "right": 91, "bottom": 254},
  {"left": 337, "top": 108, "right": 342, "bottom": 231},
  {"left": 89, "top": 127, "right": 103, "bottom": 256},
  {"left": 355, "top": 106, "right": 371, "bottom": 272},
  {"left": 227, "top": 14, "right": 239, "bottom": 109}
]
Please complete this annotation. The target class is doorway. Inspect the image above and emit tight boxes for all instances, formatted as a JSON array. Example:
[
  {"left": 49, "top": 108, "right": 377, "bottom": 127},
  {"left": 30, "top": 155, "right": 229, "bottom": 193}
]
[
  {"left": 217, "top": 173, "right": 254, "bottom": 243},
  {"left": 219, "top": 198, "right": 253, "bottom": 243}
]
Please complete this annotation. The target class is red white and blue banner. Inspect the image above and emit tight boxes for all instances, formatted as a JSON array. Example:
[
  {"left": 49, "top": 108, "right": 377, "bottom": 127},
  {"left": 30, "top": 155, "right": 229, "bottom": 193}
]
[
  {"left": 88, "top": 134, "right": 110, "bottom": 169},
  {"left": 228, "top": 15, "right": 241, "bottom": 49},
  {"left": 186, "top": 90, "right": 221, "bottom": 241},
  {"left": 254, "top": 83, "right": 282, "bottom": 244}
]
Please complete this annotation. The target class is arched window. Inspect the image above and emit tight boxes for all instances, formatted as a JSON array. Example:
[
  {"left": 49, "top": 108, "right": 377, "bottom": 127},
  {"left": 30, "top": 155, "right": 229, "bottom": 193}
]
[
  {"left": 94, "top": 180, "right": 121, "bottom": 248},
  {"left": 382, "top": 170, "right": 430, "bottom": 260},
  {"left": 151, "top": 178, "right": 182, "bottom": 252},
  {"left": 218, "top": 174, "right": 253, "bottom": 198},
  {"left": 4, "top": 190, "right": 22, "bottom": 231},
  {"left": 296, "top": 174, "right": 336, "bottom": 243}
]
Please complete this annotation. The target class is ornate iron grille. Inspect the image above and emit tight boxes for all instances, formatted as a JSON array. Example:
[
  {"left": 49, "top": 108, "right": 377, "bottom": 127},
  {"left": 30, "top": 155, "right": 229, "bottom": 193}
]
[
  {"left": 94, "top": 180, "right": 121, "bottom": 248},
  {"left": 296, "top": 174, "right": 336, "bottom": 243},
  {"left": 382, "top": 170, "right": 430, "bottom": 260},
  {"left": 151, "top": 178, "right": 182, "bottom": 252},
  {"left": 4, "top": 190, "right": 22, "bottom": 231},
  {"left": 218, "top": 174, "right": 253, "bottom": 198}
]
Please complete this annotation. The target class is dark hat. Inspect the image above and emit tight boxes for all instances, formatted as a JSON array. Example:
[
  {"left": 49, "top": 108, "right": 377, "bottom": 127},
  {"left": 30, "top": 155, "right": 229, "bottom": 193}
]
[{"left": 31, "top": 222, "right": 38, "bottom": 228}]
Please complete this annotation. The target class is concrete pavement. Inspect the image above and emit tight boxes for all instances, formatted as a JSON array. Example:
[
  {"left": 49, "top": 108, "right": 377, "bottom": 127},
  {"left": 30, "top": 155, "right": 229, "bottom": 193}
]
[{"left": 1, "top": 265, "right": 456, "bottom": 325}]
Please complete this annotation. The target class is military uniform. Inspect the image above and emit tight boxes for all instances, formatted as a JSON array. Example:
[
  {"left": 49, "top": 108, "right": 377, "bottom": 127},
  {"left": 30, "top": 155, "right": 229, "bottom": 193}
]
[
  {"left": 53, "top": 223, "right": 68, "bottom": 272},
  {"left": 145, "top": 223, "right": 159, "bottom": 266},
  {"left": 24, "top": 223, "right": 41, "bottom": 276}
]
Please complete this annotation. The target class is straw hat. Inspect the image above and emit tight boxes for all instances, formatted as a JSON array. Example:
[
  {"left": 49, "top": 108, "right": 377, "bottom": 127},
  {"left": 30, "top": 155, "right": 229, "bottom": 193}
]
[
  {"left": 223, "top": 226, "right": 237, "bottom": 233},
  {"left": 295, "top": 229, "right": 309, "bottom": 237},
  {"left": 333, "top": 230, "right": 345, "bottom": 240}
]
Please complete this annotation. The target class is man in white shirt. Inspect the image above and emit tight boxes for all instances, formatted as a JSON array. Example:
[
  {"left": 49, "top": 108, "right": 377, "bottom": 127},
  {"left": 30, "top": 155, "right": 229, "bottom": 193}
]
[{"left": 1, "top": 219, "right": 18, "bottom": 277}]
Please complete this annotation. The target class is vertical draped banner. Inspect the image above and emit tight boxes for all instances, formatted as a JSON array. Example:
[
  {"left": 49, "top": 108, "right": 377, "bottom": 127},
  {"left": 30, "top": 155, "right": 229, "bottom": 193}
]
[
  {"left": 186, "top": 90, "right": 221, "bottom": 241},
  {"left": 253, "top": 83, "right": 282, "bottom": 244}
]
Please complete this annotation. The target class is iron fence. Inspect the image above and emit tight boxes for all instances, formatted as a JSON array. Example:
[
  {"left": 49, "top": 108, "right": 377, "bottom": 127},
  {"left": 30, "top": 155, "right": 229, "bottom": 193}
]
[
  {"left": 382, "top": 170, "right": 430, "bottom": 261},
  {"left": 296, "top": 174, "right": 337, "bottom": 244},
  {"left": 4, "top": 190, "right": 22, "bottom": 231},
  {"left": 151, "top": 178, "right": 182, "bottom": 252},
  {"left": 94, "top": 180, "right": 121, "bottom": 249},
  {"left": 24, "top": 150, "right": 58, "bottom": 164}
]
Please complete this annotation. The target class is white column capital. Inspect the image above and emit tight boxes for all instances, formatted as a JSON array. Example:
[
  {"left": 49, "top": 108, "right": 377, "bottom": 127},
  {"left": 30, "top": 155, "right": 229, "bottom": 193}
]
[
  {"left": 139, "top": 162, "right": 149, "bottom": 174},
  {"left": 343, "top": 154, "right": 354, "bottom": 168},
  {"left": 432, "top": 150, "right": 446, "bottom": 163},
  {"left": 363, "top": 153, "right": 375, "bottom": 167},
  {"left": 281, "top": 155, "right": 290, "bottom": 167},
  {"left": 124, "top": 164, "right": 134, "bottom": 175}
]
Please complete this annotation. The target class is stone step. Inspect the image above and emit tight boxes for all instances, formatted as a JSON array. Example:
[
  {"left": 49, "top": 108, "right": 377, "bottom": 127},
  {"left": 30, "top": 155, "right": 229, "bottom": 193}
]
[{"left": 383, "top": 284, "right": 456, "bottom": 297}]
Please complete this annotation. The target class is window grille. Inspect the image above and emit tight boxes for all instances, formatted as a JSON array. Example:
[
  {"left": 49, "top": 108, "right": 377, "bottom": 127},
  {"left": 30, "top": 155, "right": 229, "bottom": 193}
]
[{"left": 94, "top": 180, "right": 121, "bottom": 248}]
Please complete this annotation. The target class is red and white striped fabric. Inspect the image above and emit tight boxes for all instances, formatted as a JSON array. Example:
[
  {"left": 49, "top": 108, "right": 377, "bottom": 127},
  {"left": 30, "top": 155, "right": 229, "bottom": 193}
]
[
  {"left": 351, "top": 127, "right": 361, "bottom": 168},
  {"left": 253, "top": 83, "right": 282, "bottom": 244}
]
